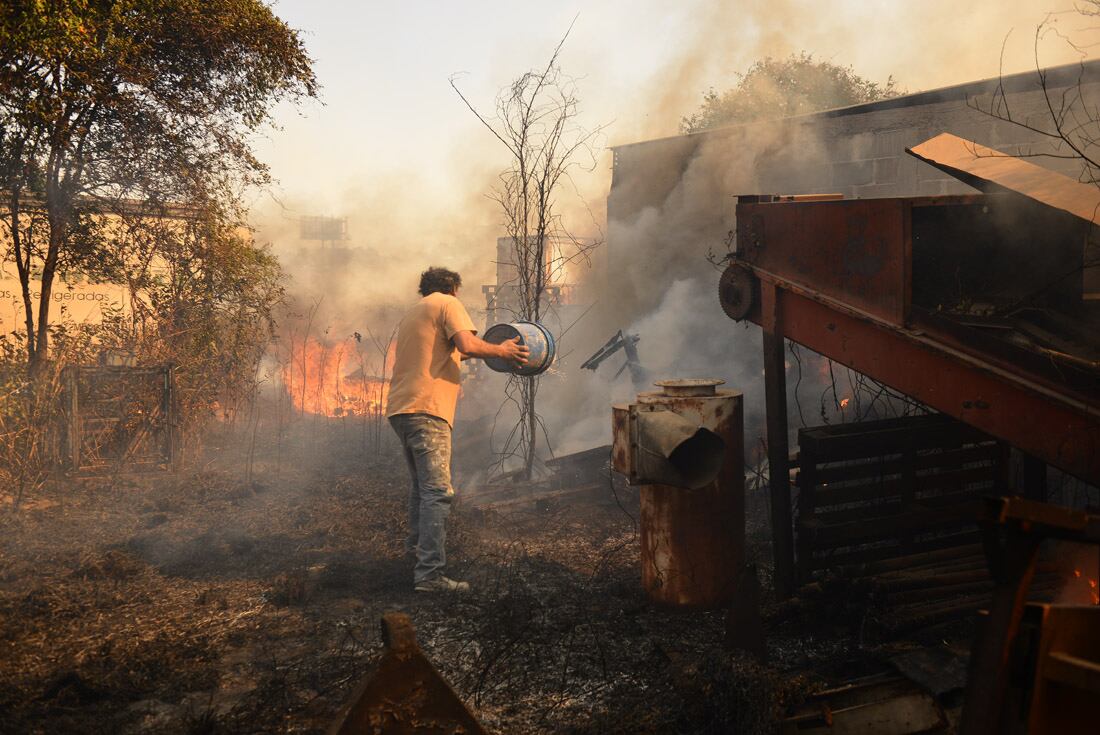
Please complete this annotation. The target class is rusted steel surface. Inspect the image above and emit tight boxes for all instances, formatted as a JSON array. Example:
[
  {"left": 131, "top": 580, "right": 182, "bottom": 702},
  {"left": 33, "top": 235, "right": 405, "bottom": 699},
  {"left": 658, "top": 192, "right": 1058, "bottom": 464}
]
[
  {"left": 907, "top": 132, "right": 1100, "bottom": 223},
  {"left": 960, "top": 499, "right": 1100, "bottom": 735},
  {"left": 612, "top": 380, "right": 745, "bottom": 608},
  {"left": 746, "top": 282, "right": 1100, "bottom": 485},
  {"left": 1017, "top": 604, "right": 1100, "bottom": 734},
  {"left": 761, "top": 281, "right": 796, "bottom": 599},
  {"left": 329, "top": 612, "right": 487, "bottom": 735},
  {"left": 737, "top": 197, "right": 913, "bottom": 325},
  {"left": 638, "top": 384, "right": 744, "bottom": 608}
]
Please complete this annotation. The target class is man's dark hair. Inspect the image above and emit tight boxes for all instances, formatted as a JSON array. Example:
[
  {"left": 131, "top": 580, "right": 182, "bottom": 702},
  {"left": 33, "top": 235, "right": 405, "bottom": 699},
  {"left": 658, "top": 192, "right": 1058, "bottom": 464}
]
[{"left": 418, "top": 267, "right": 462, "bottom": 296}]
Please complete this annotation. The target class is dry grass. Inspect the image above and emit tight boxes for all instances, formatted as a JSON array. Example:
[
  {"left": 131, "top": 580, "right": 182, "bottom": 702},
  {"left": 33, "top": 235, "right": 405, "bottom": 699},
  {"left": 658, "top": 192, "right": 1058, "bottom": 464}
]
[{"left": 0, "top": 422, "right": 821, "bottom": 734}]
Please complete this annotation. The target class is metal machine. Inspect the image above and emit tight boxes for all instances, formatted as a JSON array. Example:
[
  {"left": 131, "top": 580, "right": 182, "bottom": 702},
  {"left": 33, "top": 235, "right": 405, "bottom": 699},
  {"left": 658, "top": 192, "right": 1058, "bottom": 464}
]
[{"left": 719, "top": 133, "right": 1100, "bottom": 598}]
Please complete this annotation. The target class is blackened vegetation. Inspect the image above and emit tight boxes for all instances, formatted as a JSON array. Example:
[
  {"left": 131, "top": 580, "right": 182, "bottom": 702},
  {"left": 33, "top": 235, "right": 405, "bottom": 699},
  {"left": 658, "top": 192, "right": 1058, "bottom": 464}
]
[{"left": 0, "top": 423, "right": 883, "bottom": 734}]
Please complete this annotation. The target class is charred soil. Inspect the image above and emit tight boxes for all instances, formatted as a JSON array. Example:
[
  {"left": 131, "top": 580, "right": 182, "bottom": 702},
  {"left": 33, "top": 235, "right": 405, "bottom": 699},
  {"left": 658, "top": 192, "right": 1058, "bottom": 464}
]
[{"left": 0, "top": 422, "right": 882, "bottom": 734}]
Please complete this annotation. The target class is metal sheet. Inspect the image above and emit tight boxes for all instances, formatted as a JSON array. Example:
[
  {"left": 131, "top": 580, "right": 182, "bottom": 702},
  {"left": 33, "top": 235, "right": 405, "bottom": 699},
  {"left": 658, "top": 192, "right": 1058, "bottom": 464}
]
[
  {"left": 737, "top": 198, "right": 910, "bottom": 326},
  {"left": 754, "top": 282, "right": 1100, "bottom": 486},
  {"left": 329, "top": 613, "right": 488, "bottom": 735},
  {"left": 907, "top": 132, "right": 1100, "bottom": 224}
]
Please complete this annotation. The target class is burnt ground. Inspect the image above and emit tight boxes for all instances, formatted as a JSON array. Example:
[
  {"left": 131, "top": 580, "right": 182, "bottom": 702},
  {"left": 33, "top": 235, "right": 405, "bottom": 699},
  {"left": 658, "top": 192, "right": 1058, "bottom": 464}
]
[{"left": 0, "top": 421, "right": 936, "bottom": 734}]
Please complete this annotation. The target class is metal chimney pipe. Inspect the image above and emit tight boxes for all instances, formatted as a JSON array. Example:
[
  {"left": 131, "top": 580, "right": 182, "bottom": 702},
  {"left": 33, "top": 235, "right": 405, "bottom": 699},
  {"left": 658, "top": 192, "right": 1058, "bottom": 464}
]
[{"left": 612, "top": 379, "right": 745, "bottom": 608}]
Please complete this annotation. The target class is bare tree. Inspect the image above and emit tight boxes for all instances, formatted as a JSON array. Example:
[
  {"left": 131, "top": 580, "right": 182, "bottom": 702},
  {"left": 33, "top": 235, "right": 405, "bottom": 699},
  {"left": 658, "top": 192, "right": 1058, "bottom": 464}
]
[
  {"left": 969, "top": 5, "right": 1100, "bottom": 183},
  {"left": 451, "top": 22, "right": 604, "bottom": 479},
  {"left": 966, "top": 6, "right": 1100, "bottom": 306}
]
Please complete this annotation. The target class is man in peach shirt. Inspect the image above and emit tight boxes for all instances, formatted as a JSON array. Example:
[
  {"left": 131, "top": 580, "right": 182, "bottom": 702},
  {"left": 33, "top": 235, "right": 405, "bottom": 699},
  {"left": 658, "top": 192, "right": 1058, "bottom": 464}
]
[{"left": 386, "top": 267, "right": 528, "bottom": 592}]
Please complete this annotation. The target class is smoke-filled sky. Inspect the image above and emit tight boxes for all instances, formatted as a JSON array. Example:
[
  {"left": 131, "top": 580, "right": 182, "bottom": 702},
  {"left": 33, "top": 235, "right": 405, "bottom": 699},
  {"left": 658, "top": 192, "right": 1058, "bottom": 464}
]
[{"left": 250, "top": 0, "right": 1091, "bottom": 302}]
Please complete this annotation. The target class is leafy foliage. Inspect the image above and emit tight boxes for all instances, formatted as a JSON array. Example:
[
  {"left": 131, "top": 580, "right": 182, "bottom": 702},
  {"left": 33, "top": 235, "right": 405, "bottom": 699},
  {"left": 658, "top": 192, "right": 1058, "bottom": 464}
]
[
  {"left": 0, "top": 1, "right": 313, "bottom": 493},
  {"left": 0, "top": 0, "right": 316, "bottom": 365},
  {"left": 680, "top": 53, "right": 900, "bottom": 134}
]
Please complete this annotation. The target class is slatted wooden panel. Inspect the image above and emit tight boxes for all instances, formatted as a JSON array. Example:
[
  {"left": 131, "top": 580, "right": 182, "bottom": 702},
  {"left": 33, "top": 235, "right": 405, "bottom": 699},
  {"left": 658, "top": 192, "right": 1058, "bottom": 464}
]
[
  {"left": 60, "top": 365, "right": 175, "bottom": 471},
  {"left": 795, "top": 414, "right": 1006, "bottom": 582}
]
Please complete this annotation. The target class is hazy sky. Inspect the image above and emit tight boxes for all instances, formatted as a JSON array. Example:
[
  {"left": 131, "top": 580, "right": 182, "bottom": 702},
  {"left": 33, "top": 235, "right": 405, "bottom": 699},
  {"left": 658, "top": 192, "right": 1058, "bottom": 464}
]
[{"left": 250, "top": 0, "right": 1092, "bottom": 284}]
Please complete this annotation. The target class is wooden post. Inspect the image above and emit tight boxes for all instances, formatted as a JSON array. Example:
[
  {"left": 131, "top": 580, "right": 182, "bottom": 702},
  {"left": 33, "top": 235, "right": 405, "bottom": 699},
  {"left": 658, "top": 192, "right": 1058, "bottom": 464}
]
[
  {"left": 162, "top": 365, "right": 175, "bottom": 466},
  {"left": 761, "top": 282, "right": 795, "bottom": 599},
  {"left": 67, "top": 367, "right": 80, "bottom": 470}
]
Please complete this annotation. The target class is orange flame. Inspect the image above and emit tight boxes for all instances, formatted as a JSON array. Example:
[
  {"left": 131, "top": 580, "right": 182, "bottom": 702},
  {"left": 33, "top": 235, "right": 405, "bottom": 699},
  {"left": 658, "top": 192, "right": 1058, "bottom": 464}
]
[
  {"left": 840, "top": 397, "right": 850, "bottom": 409},
  {"left": 283, "top": 336, "right": 392, "bottom": 417},
  {"left": 1069, "top": 569, "right": 1100, "bottom": 605}
]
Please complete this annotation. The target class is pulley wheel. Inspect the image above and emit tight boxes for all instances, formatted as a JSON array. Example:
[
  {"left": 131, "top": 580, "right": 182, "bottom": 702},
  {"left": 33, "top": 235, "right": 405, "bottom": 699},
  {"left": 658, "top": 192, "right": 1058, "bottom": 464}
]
[{"left": 718, "top": 264, "right": 756, "bottom": 321}]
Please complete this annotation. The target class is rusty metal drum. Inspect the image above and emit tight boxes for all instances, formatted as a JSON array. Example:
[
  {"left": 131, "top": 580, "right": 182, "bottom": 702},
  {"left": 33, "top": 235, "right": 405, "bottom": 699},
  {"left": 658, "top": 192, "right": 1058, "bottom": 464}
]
[
  {"left": 482, "top": 320, "right": 556, "bottom": 376},
  {"left": 612, "top": 379, "right": 745, "bottom": 608}
]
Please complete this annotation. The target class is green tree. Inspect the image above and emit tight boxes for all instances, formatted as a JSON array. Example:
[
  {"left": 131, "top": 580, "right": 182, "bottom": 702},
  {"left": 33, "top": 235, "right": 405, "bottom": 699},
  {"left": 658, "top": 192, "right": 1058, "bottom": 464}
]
[
  {"left": 0, "top": 0, "right": 316, "bottom": 370},
  {"left": 680, "top": 52, "right": 900, "bottom": 134}
]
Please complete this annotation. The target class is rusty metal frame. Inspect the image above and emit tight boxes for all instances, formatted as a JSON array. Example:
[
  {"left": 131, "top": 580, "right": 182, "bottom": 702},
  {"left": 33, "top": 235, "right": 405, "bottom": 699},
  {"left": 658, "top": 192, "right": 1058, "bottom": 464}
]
[
  {"left": 744, "top": 268, "right": 1099, "bottom": 481},
  {"left": 330, "top": 612, "right": 488, "bottom": 735},
  {"left": 959, "top": 497, "right": 1100, "bottom": 735},
  {"left": 727, "top": 191, "right": 1100, "bottom": 597}
]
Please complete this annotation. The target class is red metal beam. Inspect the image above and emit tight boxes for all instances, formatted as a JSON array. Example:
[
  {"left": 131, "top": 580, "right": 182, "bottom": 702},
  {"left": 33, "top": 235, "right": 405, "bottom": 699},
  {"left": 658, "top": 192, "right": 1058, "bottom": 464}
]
[
  {"left": 761, "top": 281, "right": 795, "bottom": 598},
  {"left": 745, "top": 272, "right": 1100, "bottom": 486}
]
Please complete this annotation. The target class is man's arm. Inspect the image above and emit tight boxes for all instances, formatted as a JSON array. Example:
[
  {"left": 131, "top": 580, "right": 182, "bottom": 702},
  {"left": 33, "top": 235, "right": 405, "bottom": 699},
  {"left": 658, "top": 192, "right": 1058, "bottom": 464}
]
[{"left": 452, "top": 330, "right": 530, "bottom": 367}]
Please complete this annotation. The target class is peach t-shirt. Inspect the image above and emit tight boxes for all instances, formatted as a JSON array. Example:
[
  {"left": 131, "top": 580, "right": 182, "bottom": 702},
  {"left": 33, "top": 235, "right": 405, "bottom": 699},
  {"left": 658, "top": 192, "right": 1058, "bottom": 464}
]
[{"left": 385, "top": 292, "right": 477, "bottom": 426}]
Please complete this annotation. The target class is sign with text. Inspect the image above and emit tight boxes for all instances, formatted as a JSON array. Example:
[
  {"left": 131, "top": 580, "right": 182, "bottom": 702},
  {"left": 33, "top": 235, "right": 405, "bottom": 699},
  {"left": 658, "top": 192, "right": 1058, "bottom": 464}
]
[{"left": 0, "top": 278, "right": 128, "bottom": 333}]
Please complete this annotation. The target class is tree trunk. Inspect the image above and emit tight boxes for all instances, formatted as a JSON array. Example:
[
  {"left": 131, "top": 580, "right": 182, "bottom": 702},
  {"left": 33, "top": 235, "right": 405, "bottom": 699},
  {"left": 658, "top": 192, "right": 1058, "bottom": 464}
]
[
  {"left": 32, "top": 185, "right": 64, "bottom": 373},
  {"left": 8, "top": 189, "right": 37, "bottom": 365},
  {"left": 524, "top": 376, "right": 537, "bottom": 479}
]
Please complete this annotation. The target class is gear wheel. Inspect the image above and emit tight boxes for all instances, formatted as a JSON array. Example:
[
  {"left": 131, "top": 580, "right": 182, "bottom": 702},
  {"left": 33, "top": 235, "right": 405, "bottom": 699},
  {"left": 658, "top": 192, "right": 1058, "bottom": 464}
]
[{"left": 718, "top": 264, "right": 756, "bottom": 321}]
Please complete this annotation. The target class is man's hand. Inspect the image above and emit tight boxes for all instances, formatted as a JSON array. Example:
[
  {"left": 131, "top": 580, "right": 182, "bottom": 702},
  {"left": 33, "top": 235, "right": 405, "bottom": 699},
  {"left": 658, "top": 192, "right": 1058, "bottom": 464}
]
[
  {"left": 496, "top": 336, "right": 530, "bottom": 368},
  {"left": 453, "top": 330, "right": 530, "bottom": 367}
]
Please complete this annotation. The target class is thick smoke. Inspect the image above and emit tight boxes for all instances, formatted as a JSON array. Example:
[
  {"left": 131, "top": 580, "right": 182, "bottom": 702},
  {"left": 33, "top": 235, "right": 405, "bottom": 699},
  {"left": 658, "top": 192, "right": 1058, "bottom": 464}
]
[
  {"left": 247, "top": 0, "right": 1090, "bottom": 468},
  {"left": 524, "top": 121, "right": 828, "bottom": 459}
]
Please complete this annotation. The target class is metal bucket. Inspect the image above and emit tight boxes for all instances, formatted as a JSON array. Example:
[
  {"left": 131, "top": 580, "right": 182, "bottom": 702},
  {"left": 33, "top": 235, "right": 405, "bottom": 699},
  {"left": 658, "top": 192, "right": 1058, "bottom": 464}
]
[{"left": 482, "top": 320, "right": 556, "bottom": 376}]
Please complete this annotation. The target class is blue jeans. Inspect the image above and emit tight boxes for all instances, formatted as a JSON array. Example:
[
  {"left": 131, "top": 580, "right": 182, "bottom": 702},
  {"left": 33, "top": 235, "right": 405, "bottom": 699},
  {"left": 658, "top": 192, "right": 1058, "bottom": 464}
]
[{"left": 389, "top": 413, "right": 454, "bottom": 584}]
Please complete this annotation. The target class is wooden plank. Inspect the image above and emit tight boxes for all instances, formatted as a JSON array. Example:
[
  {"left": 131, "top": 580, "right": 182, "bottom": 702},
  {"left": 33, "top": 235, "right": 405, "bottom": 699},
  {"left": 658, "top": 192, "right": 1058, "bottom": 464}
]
[
  {"left": 916, "top": 466, "right": 999, "bottom": 496},
  {"left": 812, "top": 443, "right": 999, "bottom": 484},
  {"left": 799, "top": 415, "right": 991, "bottom": 461},
  {"left": 886, "top": 579, "right": 994, "bottom": 606},
  {"left": 804, "top": 508, "right": 980, "bottom": 548},
  {"left": 1043, "top": 652, "right": 1100, "bottom": 694},
  {"left": 805, "top": 531, "right": 982, "bottom": 571},
  {"left": 67, "top": 367, "right": 80, "bottom": 470},
  {"left": 814, "top": 442, "right": 1003, "bottom": 488},
  {"left": 799, "top": 413, "right": 943, "bottom": 443},
  {"left": 808, "top": 470, "right": 993, "bottom": 510},
  {"left": 907, "top": 132, "right": 1100, "bottom": 224},
  {"left": 809, "top": 477, "right": 990, "bottom": 510},
  {"left": 847, "top": 544, "right": 984, "bottom": 575},
  {"left": 804, "top": 491, "right": 984, "bottom": 527},
  {"left": 873, "top": 568, "right": 991, "bottom": 593}
]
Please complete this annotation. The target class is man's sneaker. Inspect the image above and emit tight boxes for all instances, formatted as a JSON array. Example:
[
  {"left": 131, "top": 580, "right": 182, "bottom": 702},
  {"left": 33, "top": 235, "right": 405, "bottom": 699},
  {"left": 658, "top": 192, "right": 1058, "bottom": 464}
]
[{"left": 414, "top": 576, "right": 471, "bottom": 593}]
